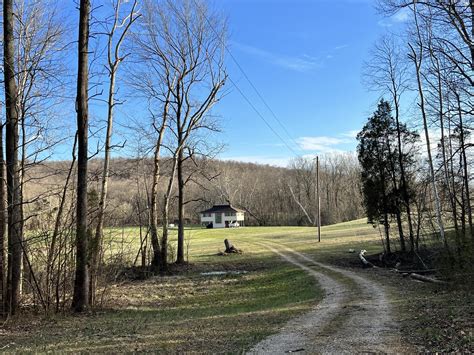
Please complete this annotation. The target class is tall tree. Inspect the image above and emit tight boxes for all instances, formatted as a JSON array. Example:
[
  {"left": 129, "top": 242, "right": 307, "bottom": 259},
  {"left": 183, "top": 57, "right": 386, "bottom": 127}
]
[
  {"left": 134, "top": 0, "right": 226, "bottom": 269},
  {"left": 0, "top": 122, "right": 5, "bottom": 313},
  {"left": 3, "top": 0, "right": 23, "bottom": 315},
  {"left": 407, "top": 4, "right": 448, "bottom": 249},
  {"left": 89, "top": 0, "right": 140, "bottom": 306},
  {"left": 358, "top": 100, "right": 396, "bottom": 253},
  {"left": 357, "top": 99, "right": 418, "bottom": 254},
  {"left": 72, "top": 0, "right": 91, "bottom": 312},
  {"left": 364, "top": 36, "right": 416, "bottom": 252}
]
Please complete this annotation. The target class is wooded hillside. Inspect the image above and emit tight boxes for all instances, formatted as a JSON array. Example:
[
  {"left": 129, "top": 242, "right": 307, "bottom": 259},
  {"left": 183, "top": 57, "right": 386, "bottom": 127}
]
[{"left": 24, "top": 153, "right": 364, "bottom": 229}]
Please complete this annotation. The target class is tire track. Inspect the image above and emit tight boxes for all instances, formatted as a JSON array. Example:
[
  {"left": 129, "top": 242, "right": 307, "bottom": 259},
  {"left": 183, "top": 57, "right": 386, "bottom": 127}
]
[{"left": 248, "top": 242, "right": 410, "bottom": 354}]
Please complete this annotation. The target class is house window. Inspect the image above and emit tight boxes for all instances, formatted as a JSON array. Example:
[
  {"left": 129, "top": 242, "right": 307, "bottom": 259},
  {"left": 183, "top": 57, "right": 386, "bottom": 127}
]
[
  {"left": 215, "top": 213, "right": 222, "bottom": 224},
  {"left": 202, "top": 213, "right": 212, "bottom": 217},
  {"left": 225, "top": 212, "right": 235, "bottom": 217}
]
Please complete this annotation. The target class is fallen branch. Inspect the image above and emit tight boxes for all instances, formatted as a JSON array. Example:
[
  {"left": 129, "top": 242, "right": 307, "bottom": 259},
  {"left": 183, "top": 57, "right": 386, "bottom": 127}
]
[
  {"left": 395, "top": 269, "right": 437, "bottom": 275},
  {"left": 409, "top": 273, "right": 446, "bottom": 284}
]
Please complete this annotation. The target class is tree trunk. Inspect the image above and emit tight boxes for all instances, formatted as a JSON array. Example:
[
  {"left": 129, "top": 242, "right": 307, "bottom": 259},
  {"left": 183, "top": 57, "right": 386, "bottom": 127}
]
[
  {"left": 149, "top": 98, "right": 170, "bottom": 271},
  {"left": 176, "top": 147, "right": 185, "bottom": 264},
  {"left": 455, "top": 92, "right": 473, "bottom": 239},
  {"left": 409, "top": 35, "right": 447, "bottom": 249},
  {"left": 46, "top": 135, "right": 77, "bottom": 309},
  {"left": 384, "top": 212, "right": 391, "bottom": 254},
  {"left": 387, "top": 139, "right": 406, "bottom": 253},
  {"left": 160, "top": 155, "right": 178, "bottom": 273},
  {"left": 3, "top": 0, "right": 23, "bottom": 316},
  {"left": 90, "top": 63, "right": 116, "bottom": 305},
  {"left": 0, "top": 123, "right": 5, "bottom": 313},
  {"left": 394, "top": 98, "right": 415, "bottom": 252},
  {"left": 149, "top": 143, "right": 161, "bottom": 271},
  {"left": 72, "top": 0, "right": 90, "bottom": 313}
]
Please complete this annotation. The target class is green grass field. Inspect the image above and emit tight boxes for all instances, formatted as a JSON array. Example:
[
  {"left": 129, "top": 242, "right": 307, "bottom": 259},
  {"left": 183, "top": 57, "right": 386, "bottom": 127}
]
[{"left": 1, "top": 220, "right": 472, "bottom": 352}]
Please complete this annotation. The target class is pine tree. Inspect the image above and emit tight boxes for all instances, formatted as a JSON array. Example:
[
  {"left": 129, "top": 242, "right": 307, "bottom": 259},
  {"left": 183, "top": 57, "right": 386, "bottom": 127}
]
[{"left": 357, "top": 99, "right": 418, "bottom": 254}]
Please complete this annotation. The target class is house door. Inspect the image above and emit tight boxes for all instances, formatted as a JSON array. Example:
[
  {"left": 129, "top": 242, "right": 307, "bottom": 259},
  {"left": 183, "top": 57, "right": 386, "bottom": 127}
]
[{"left": 215, "top": 213, "right": 222, "bottom": 224}]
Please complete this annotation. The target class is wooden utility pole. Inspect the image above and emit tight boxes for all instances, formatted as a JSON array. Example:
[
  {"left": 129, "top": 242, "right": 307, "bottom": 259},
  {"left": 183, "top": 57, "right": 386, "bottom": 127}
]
[{"left": 316, "top": 156, "right": 321, "bottom": 242}]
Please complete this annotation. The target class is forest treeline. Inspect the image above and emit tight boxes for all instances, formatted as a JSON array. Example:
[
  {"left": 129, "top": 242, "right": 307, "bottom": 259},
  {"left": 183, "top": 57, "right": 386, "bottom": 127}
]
[{"left": 26, "top": 154, "right": 363, "bottom": 229}]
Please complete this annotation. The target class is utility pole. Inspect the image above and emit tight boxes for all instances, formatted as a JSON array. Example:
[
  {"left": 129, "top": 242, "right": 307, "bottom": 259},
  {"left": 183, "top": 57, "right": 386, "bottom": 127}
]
[{"left": 316, "top": 156, "right": 321, "bottom": 242}]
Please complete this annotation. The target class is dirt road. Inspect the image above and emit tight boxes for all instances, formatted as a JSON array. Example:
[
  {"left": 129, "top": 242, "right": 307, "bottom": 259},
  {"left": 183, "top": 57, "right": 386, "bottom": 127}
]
[{"left": 248, "top": 242, "right": 412, "bottom": 354}]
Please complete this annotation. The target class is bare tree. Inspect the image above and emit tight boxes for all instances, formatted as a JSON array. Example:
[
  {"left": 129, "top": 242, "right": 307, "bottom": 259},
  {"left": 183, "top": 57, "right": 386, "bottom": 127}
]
[
  {"left": 72, "top": 0, "right": 91, "bottom": 312},
  {"left": 407, "top": 4, "right": 447, "bottom": 248},
  {"left": 89, "top": 0, "right": 140, "bottom": 306},
  {"left": 3, "top": 0, "right": 23, "bottom": 316},
  {"left": 133, "top": 0, "right": 226, "bottom": 270},
  {"left": 378, "top": 0, "right": 473, "bottom": 78}
]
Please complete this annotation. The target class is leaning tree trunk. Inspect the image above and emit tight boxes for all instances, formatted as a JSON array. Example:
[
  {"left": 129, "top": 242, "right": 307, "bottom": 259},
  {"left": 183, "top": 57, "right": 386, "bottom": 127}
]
[
  {"left": 3, "top": 0, "right": 23, "bottom": 316},
  {"left": 46, "top": 134, "right": 77, "bottom": 309},
  {"left": 72, "top": 0, "right": 91, "bottom": 313}
]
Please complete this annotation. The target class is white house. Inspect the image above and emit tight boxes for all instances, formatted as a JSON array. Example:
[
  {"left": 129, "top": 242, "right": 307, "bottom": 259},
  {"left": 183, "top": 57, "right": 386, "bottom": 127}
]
[{"left": 200, "top": 204, "right": 245, "bottom": 228}]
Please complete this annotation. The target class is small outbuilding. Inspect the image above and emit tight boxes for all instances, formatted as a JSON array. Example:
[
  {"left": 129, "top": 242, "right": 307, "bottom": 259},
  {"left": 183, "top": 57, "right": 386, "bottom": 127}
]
[{"left": 200, "top": 204, "right": 245, "bottom": 228}]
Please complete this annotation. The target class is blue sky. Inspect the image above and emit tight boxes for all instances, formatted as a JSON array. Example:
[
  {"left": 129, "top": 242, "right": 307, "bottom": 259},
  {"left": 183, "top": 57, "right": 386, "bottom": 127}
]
[
  {"left": 208, "top": 0, "right": 408, "bottom": 166},
  {"left": 48, "top": 0, "right": 408, "bottom": 163}
]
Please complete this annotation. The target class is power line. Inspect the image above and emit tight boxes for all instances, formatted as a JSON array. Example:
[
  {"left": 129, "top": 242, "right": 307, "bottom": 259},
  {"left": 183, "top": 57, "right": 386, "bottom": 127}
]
[
  {"left": 165, "top": 0, "right": 302, "bottom": 158},
  {"left": 194, "top": 0, "right": 305, "bottom": 157},
  {"left": 225, "top": 47, "right": 305, "bottom": 155},
  {"left": 226, "top": 75, "right": 301, "bottom": 156}
]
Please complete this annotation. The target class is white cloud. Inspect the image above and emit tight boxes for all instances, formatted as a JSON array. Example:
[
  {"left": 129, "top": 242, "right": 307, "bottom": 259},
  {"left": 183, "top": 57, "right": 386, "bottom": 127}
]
[
  {"left": 297, "top": 136, "right": 350, "bottom": 153},
  {"left": 297, "top": 130, "right": 358, "bottom": 153}
]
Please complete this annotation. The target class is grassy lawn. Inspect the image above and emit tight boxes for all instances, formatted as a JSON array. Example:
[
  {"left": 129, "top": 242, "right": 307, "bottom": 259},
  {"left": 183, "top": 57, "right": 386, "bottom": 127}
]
[
  {"left": 1, "top": 220, "right": 472, "bottom": 352},
  {"left": 2, "top": 226, "right": 325, "bottom": 353}
]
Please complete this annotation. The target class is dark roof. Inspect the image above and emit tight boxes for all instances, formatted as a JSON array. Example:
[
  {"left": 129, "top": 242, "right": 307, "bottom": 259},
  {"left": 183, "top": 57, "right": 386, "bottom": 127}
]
[{"left": 200, "top": 204, "right": 245, "bottom": 214}]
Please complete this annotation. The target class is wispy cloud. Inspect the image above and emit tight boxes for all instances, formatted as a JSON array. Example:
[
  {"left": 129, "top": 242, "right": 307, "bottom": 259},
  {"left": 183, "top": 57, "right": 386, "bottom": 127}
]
[
  {"left": 297, "top": 130, "right": 358, "bottom": 153},
  {"left": 232, "top": 42, "right": 349, "bottom": 73},
  {"left": 297, "top": 136, "right": 346, "bottom": 152},
  {"left": 341, "top": 130, "right": 360, "bottom": 138},
  {"left": 233, "top": 42, "right": 324, "bottom": 72},
  {"left": 378, "top": 8, "right": 410, "bottom": 27},
  {"left": 393, "top": 9, "right": 409, "bottom": 22},
  {"left": 334, "top": 44, "right": 349, "bottom": 51}
]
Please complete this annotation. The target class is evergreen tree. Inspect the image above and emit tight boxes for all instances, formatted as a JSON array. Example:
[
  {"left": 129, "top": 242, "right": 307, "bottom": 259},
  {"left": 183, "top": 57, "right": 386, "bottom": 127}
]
[{"left": 357, "top": 99, "right": 418, "bottom": 254}]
